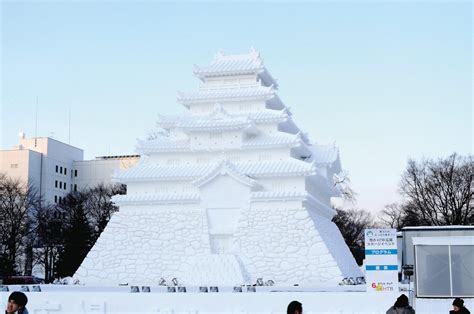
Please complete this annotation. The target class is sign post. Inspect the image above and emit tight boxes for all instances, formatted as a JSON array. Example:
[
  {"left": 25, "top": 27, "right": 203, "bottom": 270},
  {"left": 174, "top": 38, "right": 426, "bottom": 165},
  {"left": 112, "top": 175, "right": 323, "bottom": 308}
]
[{"left": 364, "top": 229, "right": 398, "bottom": 293}]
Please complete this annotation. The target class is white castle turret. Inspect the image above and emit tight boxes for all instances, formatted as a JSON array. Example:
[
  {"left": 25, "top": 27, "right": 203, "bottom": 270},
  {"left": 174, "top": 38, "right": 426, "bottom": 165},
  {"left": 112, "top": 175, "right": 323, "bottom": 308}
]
[{"left": 75, "top": 49, "right": 362, "bottom": 286}]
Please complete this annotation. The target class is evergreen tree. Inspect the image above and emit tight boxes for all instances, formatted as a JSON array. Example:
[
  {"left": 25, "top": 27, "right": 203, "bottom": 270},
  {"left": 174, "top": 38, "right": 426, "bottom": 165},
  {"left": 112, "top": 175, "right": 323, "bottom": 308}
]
[{"left": 55, "top": 192, "right": 93, "bottom": 277}]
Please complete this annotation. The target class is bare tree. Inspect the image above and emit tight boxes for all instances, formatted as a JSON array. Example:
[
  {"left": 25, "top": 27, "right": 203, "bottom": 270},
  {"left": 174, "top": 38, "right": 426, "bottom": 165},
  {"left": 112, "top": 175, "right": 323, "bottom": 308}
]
[
  {"left": 379, "top": 203, "right": 404, "bottom": 229},
  {"left": 33, "top": 205, "right": 64, "bottom": 282},
  {"left": 398, "top": 153, "right": 473, "bottom": 226},
  {"left": 85, "top": 183, "right": 126, "bottom": 238},
  {"left": 332, "top": 208, "right": 376, "bottom": 265},
  {"left": 333, "top": 170, "right": 357, "bottom": 204},
  {"left": 0, "top": 173, "right": 40, "bottom": 276}
]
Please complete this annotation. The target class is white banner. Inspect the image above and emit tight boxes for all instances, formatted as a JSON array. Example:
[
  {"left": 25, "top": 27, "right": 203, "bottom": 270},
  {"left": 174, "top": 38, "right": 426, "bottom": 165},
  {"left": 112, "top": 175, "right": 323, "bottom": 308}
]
[{"left": 365, "top": 229, "right": 398, "bottom": 293}]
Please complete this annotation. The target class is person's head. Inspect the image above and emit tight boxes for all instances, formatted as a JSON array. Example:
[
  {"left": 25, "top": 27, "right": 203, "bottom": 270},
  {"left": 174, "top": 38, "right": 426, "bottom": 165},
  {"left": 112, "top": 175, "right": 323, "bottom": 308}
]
[
  {"left": 394, "top": 294, "right": 409, "bottom": 308},
  {"left": 452, "top": 298, "right": 464, "bottom": 311},
  {"left": 287, "top": 300, "right": 303, "bottom": 314},
  {"left": 7, "top": 291, "right": 28, "bottom": 312}
]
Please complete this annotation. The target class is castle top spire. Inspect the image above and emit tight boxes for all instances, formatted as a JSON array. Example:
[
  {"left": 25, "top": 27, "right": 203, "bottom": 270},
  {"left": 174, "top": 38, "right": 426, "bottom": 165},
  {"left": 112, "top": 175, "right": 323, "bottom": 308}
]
[{"left": 193, "top": 49, "right": 278, "bottom": 88}]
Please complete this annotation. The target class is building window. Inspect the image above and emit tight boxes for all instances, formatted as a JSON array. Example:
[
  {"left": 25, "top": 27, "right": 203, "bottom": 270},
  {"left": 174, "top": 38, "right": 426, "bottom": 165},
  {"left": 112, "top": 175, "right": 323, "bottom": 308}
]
[
  {"left": 59, "top": 182, "right": 62, "bottom": 189},
  {"left": 55, "top": 180, "right": 58, "bottom": 188},
  {"left": 74, "top": 184, "right": 77, "bottom": 192},
  {"left": 60, "top": 166, "right": 63, "bottom": 174},
  {"left": 70, "top": 184, "right": 73, "bottom": 191},
  {"left": 64, "top": 182, "right": 67, "bottom": 190},
  {"left": 54, "top": 195, "right": 57, "bottom": 203},
  {"left": 58, "top": 196, "right": 62, "bottom": 204},
  {"left": 64, "top": 168, "right": 67, "bottom": 175},
  {"left": 10, "top": 163, "right": 18, "bottom": 169},
  {"left": 74, "top": 170, "right": 78, "bottom": 177},
  {"left": 56, "top": 165, "right": 58, "bottom": 173}
]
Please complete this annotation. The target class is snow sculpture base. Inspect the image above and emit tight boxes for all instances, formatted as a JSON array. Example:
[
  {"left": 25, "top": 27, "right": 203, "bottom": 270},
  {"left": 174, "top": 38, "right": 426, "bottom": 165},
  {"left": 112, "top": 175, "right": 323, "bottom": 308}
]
[{"left": 76, "top": 201, "right": 360, "bottom": 286}]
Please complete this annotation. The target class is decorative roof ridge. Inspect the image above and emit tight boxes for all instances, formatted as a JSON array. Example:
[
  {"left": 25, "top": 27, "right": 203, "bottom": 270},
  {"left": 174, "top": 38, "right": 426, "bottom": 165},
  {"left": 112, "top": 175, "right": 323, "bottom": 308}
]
[
  {"left": 157, "top": 108, "right": 288, "bottom": 130},
  {"left": 192, "top": 159, "right": 261, "bottom": 189},
  {"left": 214, "top": 47, "right": 262, "bottom": 62},
  {"left": 197, "top": 48, "right": 263, "bottom": 67},
  {"left": 176, "top": 84, "right": 276, "bottom": 103},
  {"left": 251, "top": 190, "right": 308, "bottom": 200},
  {"left": 112, "top": 192, "right": 200, "bottom": 205},
  {"left": 178, "top": 118, "right": 253, "bottom": 133},
  {"left": 207, "top": 103, "right": 233, "bottom": 120},
  {"left": 114, "top": 158, "right": 317, "bottom": 183},
  {"left": 242, "top": 132, "right": 299, "bottom": 148}
]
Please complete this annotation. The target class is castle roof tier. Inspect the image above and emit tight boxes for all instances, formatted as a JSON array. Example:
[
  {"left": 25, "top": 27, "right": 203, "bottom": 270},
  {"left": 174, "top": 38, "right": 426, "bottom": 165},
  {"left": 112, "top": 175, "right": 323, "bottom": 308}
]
[
  {"left": 193, "top": 49, "right": 278, "bottom": 88},
  {"left": 177, "top": 86, "right": 283, "bottom": 109},
  {"left": 157, "top": 106, "right": 290, "bottom": 129},
  {"left": 114, "top": 159, "right": 317, "bottom": 183}
]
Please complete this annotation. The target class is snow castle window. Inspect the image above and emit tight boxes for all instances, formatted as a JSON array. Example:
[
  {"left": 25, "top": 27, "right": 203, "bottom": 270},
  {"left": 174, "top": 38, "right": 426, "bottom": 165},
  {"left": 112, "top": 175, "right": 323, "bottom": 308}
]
[
  {"left": 182, "top": 186, "right": 193, "bottom": 193},
  {"left": 197, "top": 158, "right": 210, "bottom": 164},
  {"left": 228, "top": 156, "right": 241, "bottom": 163},
  {"left": 167, "top": 158, "right": 180, "bottom": 165},
  {"left": 223, "top": 79, "right": 237, "bottom": 86},
  {"left": 209, "top": 132, "right": 223, "bottom": 139},
  {"left": 239, "top": 104, "right": 252, "bottom": 112},
  {"left": 156, "top": 187, "right": 169, "bottom": 193},
  {"left": 272, "top": 182, "right": 285, "bottom": 190}
]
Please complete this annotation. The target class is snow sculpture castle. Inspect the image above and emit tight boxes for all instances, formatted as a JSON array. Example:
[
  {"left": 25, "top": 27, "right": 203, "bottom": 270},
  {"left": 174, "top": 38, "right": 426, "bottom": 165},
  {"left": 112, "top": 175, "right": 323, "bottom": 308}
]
[{"left": 75, "top": 49, "right": 361, "bottom": 286}]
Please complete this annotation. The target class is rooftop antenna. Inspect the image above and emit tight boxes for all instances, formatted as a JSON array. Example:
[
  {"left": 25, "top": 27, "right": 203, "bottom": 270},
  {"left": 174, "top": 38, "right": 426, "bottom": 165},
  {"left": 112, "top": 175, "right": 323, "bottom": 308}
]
[{"left": 35, "top": 96, "right": 38, "bottom": 147}]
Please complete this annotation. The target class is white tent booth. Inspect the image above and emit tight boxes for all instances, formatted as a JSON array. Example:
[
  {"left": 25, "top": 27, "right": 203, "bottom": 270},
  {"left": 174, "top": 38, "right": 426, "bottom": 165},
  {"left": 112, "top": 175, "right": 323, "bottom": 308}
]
[{"left": 413, "top": 236, "right": 474, "bottom": 298}]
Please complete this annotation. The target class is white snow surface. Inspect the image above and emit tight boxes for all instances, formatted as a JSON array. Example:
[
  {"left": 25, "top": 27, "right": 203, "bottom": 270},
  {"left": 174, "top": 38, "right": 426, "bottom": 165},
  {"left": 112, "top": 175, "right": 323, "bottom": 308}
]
[
  {"left": 75, "top": 50, "right": 361, "bottom": 287},
  {"left": 1, "top": 286, "right": 471, "bottom": 313}
]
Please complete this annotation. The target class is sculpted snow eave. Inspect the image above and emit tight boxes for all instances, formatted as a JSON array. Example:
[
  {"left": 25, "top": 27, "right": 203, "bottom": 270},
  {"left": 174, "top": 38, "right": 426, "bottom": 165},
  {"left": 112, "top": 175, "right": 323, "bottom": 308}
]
[{"left": 114, "top": 159, "right": 317, "bottom": 183}]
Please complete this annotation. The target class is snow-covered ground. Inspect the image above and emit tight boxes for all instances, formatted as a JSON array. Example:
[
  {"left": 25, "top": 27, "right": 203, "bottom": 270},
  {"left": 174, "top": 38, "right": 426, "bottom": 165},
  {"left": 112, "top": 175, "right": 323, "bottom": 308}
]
[{"left": 1, "top": 285, "right": 471, "bottom": 313}]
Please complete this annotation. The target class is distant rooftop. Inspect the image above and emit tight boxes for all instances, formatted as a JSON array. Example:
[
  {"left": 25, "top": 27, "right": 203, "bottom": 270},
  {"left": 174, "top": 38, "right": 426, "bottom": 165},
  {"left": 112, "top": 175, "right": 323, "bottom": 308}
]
[
  {"left": 96, "top": 155, "right": 140, "bottom": 160},
  {"left": 402, "top": 225, "right": 474, "bottom": 231}
]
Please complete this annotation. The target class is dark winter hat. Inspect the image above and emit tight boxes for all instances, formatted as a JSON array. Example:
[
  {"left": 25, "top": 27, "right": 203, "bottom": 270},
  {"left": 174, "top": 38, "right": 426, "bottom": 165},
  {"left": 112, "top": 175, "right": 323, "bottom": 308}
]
[
  {"left": 394, "top": 294, "right": 409, "bottom": 307},
  {"left": 287, "top": 300, "right": 302, "bottom": 314},
  {"left": 8, "top": 291, "right": 28, "bottom": 307},
  {"left": 453, "top": 298, "right": 464, "bottom": 308}
]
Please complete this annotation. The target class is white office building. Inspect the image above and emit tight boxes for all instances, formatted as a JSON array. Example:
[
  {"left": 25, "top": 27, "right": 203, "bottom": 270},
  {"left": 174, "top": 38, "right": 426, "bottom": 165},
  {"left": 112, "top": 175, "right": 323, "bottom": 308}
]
[{"left": 0, "top": 134, "right": 139, "bottom": 204}]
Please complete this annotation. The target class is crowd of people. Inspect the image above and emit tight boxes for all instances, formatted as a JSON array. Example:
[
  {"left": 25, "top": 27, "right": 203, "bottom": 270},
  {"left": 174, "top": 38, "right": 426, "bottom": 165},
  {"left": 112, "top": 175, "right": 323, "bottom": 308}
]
[
  {"left": 285, "top": 295, "right": 470, "bottom": 314},
  {"left": 2, "top": 292, "right": 470, "bottom": 313}
]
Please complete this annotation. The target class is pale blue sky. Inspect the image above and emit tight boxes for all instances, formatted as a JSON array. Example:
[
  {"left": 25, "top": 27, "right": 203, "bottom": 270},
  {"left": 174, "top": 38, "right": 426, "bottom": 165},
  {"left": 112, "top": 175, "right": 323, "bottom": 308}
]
[{"left": 1, "top": 1, "right": 472, "bottom": 214}]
